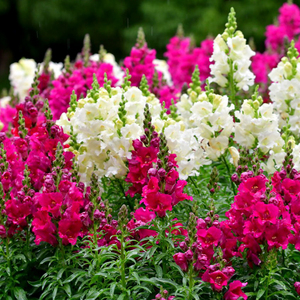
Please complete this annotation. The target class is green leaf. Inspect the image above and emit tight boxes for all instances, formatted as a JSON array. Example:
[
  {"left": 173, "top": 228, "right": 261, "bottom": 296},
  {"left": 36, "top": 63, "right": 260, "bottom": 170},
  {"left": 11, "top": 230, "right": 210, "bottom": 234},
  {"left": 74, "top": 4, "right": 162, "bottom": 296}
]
[
  {"left": 257, "top": 289, "right": 265, "bottom": 299},
  {"left": 52, "top": 286, "right": 58, "bottom": 300},
  {"left": 63, "top": 284, "right": 72, "bottom": 297},
  {"left": 13, "top": 287, "right": 27, "bottom": 300},
  {"left": 110, "top": 282, "right": 117, "bottom": 298},
  {"left": 131, "top": 272, "right": 140, "bottom": 285},
  {"left": 117, "top": 293, "right": 126, "bottom": 300},
  {"left": 155, "top": 265, "right": 163, "bottom": 278}
]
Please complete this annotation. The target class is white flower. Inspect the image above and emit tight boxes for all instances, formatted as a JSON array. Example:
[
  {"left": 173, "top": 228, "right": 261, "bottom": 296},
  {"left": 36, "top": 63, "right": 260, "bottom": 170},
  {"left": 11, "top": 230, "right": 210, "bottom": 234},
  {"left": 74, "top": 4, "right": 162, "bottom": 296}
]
[
  {"left": 9, "top": 58, "right": 37, "bottom": 101},
  {"left": 153, "top": 59, "right": 172, "bottom": 86},
  {"left": 228, "top": 146, "right": 239, "bottom": 167},
  {"left": 0, "top": 96, "right": 11, "bottom": 108}
]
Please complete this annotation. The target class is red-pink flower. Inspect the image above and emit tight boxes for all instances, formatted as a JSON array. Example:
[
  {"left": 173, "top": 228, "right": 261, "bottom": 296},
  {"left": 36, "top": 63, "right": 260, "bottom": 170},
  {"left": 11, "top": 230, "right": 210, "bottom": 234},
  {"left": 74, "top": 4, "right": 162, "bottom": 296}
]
[
  {"left": 253, "top": 202, "right": 279, "bottom": 226},
  {"left": 173, "top": 252, "right": 188, "bottom": 272},
  {"left": 203, "top": 270, "right": 228, "bottom": 292},
  {"left": 224, "top": 281, "right": 248, "bottom": 300},
  {"left": 58, "top": 216, "right": 82, "bottom": 245},
  {"left": 197, "top": 226, "right": 222, "bottom": 247}
]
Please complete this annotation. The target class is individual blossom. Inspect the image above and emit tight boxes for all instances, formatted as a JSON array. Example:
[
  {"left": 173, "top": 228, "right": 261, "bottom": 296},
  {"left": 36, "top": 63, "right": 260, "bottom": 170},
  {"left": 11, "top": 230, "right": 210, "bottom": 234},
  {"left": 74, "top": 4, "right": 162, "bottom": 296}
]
[{"left": 224, "top": 281, "right": 248, "bottom": 300}]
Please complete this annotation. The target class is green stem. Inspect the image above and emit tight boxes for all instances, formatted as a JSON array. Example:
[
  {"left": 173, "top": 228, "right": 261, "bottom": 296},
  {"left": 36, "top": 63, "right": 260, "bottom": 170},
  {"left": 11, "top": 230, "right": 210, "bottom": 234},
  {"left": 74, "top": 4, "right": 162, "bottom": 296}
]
[
  {"left": 221, "top": 154, "right": 237, "bottom": 195},
  {"left": 117, "top": 179, "right": 133, "bottom": 210},
  {"left": 189, "top": 176, "right": 202, "bottom": 196},
  {"left": 59, "top": 238, "right": 66, "bottom": 266},
  {"left": 6, "top": 238, "right": 10, "bottom": 270},
  {"left": 228, "top": 59, "right": 237, "bottom": 108},
  {"left": 120, "top": 231, "right": 126, "bottom": 293},
  {"left": 265, "top": 271, "right": 271, "bottom": 300},
  {"left": 93, "top": 222, "right": 100, "bottom": 269},
  {"left": 26, "top": 225, "right": 30, "bottom": 255},
  {"left": 188, "top": 263, "right": 194, "bottom": 300}
]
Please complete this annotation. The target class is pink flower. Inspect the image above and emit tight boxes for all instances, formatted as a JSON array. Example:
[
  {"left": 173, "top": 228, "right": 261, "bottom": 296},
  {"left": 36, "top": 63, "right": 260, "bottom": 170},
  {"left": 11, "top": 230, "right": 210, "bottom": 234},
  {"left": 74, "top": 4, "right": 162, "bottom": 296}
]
[
  {"left": 253, "top": 202, "right": 279, "bottom": 226},
  {"left": 134, "top": 207, "right": 156, "bottom": 223},
  {"left": 203, "top": 270, "right": 228, "bottom": 292},
  {"left": 32, "top": 211, "right": 57, "bottom": 246},
  {"left": 58, "top": 216, "right": 82, "bottom": 245},
  {"left": 294, "top": 282, "right": 300, "bottom": 295},
  {"left": 197, "top": 226, "right": 222, "bottom": 247},
  {"left": 173, "top": 252, "right": 188, "bottom": 272},
  {"left": 224, "top": 281, "right": 248, "bottom": 300}
]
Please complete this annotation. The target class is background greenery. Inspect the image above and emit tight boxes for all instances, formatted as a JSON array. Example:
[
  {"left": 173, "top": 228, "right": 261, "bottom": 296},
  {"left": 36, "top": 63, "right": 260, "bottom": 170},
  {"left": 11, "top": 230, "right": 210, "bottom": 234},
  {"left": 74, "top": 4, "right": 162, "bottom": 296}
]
[{"left": 0, "top": 0, "right": 295, "bottom": 89}]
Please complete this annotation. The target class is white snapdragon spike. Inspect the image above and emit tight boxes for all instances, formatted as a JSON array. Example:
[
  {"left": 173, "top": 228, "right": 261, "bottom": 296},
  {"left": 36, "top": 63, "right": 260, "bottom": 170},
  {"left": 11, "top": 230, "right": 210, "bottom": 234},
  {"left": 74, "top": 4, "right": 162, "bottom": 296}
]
[
  {"left": 176, "top": 87, "right": 234, "bottom": 161},
  {"left": 57, "top": 85, "right": 162, "bottom": 183},
  {"left": 234, "top": 98, "right": 285, "bottom": 173},
  {"left": 208, "top": 9, "right": 255, "bottom": 93},
  {"left": 90, "top": 53, "right": 124, "bottom": 85},
  {"left": 153, "top": 59, "right": 173, "bottom": 86},
  {"left": 269, "top": 44, "right": 300, "bottom": 135},
  {"left": 9, "top": 58, "right": 37, "bottom": 101}
]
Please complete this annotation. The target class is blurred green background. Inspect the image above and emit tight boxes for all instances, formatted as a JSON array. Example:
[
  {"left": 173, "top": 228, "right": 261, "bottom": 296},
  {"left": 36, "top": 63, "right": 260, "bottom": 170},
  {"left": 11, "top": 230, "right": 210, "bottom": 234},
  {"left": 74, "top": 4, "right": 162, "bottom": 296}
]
[{"left": 0, "top": 0, "right": 295, "bottom": 90}]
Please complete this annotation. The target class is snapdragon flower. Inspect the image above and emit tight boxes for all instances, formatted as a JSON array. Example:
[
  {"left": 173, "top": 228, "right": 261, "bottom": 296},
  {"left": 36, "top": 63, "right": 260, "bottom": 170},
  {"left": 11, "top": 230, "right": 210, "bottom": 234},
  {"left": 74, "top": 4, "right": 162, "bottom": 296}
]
[
  {"left": 57, "top": 80, "right": 163, "bottom": 183},
  {"left": 269, "top": 41, "right": 300, "bottom": 135},
  {"left": 9, "top": 58, "right": 37, "bottom": 101},
  {"left": 177, "top": 68, "right": 234, "bottom": 161},
  {"left": 208, "top": 8, "right": 255, "bottom": 97}
]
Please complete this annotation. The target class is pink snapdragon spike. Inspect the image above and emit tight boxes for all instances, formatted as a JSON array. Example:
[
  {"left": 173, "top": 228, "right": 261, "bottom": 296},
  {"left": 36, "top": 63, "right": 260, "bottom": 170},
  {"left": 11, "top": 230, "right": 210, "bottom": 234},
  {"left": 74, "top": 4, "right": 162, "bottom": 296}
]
[
  {"left": 126, "top": 106, "right": 192, "bottom": 218},
  {"left": 152, "top": 289, "right": 175, "bottom": 300},
  {"left": 0, "top": 89, "right": 100, "bottom": 246},
  {"left": 164, "top": 31, "right": 213, "bottom": 90},
  {"left": 224, "top": 281, "right": 248, "bottom": 300},
  {"left": 225, "top": 167, "right": 300, "bottom": 267},
  {"left": 123, "top": 28, "right": 180, "bottom": 108}
]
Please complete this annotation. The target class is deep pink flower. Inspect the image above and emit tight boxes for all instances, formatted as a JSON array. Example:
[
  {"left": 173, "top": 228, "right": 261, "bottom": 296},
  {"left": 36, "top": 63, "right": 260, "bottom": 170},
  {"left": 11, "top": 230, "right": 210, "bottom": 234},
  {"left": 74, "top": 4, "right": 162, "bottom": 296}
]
[
  {"left": 32, "top": 211, "right": 57, "bottom": 246},
  {"left": 58, "top": 216, "right": 82, "bottom": 245},
  {"left": 224, "top": 281, "right": 248, "bottom": 300},
  {"left": 134, "top": 207, "right": 156, "bottom": 223},
  {"left": 294, "top": 282, "right": 300, "bottom": 295},
  {"left": 197, "top": 226, "right": 222, "bottom": 247},
  {"left": 37, "top": 192, "right": 63, "bottom": 218},
  {"left": 173, "top": 252, "right": 188, "bottom": 272},
  {"left": 253, "top": 202, "right": 279, "bottom": 226},
  {"left": 203, "top": 270, "right": 228, "bottom": 292}
]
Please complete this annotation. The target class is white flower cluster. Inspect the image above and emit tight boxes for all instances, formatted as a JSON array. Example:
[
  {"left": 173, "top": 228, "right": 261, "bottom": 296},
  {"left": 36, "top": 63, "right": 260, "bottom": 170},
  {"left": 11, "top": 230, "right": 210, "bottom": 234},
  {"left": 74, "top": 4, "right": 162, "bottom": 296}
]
[
  {"left": 177, "top": 90, "right": 234, "bottom": 161},
  {"left": 9, "top": 58, "right": 37, "bottom": 101},
  {"left": 234, "top": 99, "right": 285, "bottom": 173},
  {"left": 209, "top": 32, "right": 255, "bottom": 91},
  {"left": 58, "top": 86, "right": 162, "bottom": 182},
  {"left": 269, "top": 56, "right": 300, "bottom": 135},
  {"left": 164, "top": 120, "right": 210, "bottom": 179}
]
